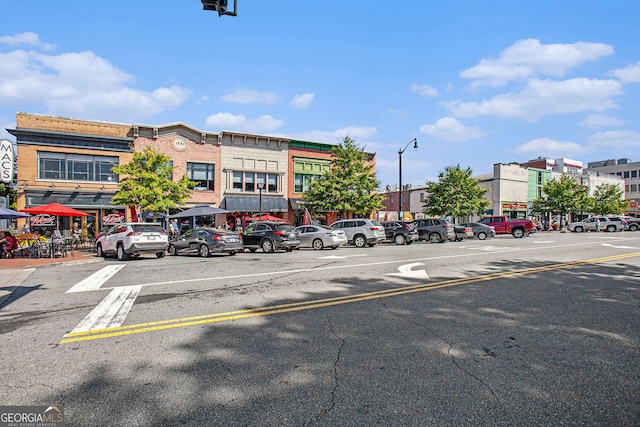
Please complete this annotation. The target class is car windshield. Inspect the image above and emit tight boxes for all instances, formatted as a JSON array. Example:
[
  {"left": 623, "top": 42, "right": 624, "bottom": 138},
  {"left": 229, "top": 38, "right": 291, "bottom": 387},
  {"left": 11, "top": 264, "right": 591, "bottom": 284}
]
[{"left": 132, "top": 224, "right": 165, "bottom": 233}]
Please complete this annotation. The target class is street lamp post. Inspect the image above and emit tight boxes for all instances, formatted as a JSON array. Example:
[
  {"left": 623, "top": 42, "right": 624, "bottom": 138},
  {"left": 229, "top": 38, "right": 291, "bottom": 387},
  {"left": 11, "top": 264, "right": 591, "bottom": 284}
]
[
  {"left": 398, "top": 138, "right": 418, "bottom": 221},
  {"left": 257, "top": 181, "right": 264, "bottom": 220}
]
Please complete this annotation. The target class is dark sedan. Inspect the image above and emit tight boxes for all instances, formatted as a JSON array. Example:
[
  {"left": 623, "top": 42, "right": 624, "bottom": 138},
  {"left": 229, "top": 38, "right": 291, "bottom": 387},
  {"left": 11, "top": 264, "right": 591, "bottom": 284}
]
[
  {"left": 167, "top": 227, "right": 243, "bottom": 257},
  {"left": 240, "top": 221, "right": 300, "bottom": 253},
  {"left": 459, "top": 222, "right": 496, "bottom": 240}
]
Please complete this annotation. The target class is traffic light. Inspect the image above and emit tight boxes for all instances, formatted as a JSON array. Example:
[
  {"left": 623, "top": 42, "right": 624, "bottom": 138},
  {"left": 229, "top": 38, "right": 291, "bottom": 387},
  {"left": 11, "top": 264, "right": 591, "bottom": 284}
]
[{"left": 201, "top": 0, "right": 236, "bottom": 16}]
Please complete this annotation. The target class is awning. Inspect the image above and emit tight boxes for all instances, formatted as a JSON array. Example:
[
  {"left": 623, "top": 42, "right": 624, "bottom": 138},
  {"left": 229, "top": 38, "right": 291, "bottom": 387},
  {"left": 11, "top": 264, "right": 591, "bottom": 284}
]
[
  {"left": 289, "top": 198, "right": 306, "bottom": 210},
  {"left": 221, "top": 195, "right": 288, "bottom": 212}
]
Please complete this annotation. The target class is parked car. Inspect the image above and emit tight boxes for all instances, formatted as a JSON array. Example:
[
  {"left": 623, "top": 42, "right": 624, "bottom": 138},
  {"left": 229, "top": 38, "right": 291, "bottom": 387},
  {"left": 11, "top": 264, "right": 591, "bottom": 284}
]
[
  {"left": 411, "top": 218, "right": 455, "bottom": 243},
  {"left": 295, "top": 225, "right": 347, "bottom": 250},
  {"left": 459, "top": 222, "right": 496, "bottom": 240},
  {"left": 167, "top": 227, "right": 243, "bottom": 257},
  {"left": 96, "top": 222, "right": 168, "bottom": 261},
  {"left": 606, "top": 215, "right": 629, "bottom": 231},
  {"left": 567, "top": 216, "right": 624, "bottom": 232},
  {"left": 621, "top": 216, "right": 640, "bottom": 231},
  {"left": 381, "top": 221, "right": 419, "bottom": 245},
  {"left": 452, "top": 224, "right": 474, "bottom": 241},
  {"left": 329, "top": 219, "right": 386, "bottom": 247},
  {"left": 240, "top": 221, "right": 300, "bottom": 253}
]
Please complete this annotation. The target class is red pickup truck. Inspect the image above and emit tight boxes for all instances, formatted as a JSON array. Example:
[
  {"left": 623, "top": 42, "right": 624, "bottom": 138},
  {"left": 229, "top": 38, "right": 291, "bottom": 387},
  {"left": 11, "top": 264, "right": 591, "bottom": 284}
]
[{"left": 477, "top": 216, "right": 536, "bottom": 238}]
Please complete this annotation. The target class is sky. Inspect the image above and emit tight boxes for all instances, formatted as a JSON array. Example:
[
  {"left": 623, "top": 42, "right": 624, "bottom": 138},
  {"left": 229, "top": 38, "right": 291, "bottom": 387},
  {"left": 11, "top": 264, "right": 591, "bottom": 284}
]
[{"left": 1, "top": 1, "right": 639, "bottom": 189}]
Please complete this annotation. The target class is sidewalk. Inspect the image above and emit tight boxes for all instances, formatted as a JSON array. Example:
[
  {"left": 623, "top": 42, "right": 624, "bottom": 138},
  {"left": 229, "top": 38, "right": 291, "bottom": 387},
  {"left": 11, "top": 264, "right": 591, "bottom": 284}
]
[{"left": 0, "top": 250, "right": 103, "bottom": 308}]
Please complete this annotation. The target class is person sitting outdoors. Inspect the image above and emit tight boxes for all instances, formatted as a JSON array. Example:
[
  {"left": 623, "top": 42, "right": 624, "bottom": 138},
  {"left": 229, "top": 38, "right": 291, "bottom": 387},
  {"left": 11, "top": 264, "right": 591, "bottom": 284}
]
[{"left": 0, "top": 230, "right": 19, "bottom": 258}]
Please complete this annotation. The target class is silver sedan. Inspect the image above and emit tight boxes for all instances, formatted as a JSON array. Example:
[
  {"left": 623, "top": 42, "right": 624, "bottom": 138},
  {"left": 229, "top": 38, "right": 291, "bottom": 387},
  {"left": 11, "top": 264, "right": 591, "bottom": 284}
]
[{"left": 295, "top": 225, "right": 348, "bottom": 250}]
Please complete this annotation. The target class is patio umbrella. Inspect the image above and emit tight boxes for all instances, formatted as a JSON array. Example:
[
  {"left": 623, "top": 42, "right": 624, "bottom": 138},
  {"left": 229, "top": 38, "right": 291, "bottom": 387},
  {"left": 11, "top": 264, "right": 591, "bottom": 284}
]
[
  {"left": 168, "top": 204, "right": 230, "bottom": 218},
  {"left": 20, "top": 202, "right": 89, "bottom": 217},
  {"left": 246, "top": 214, "right": 285, "bottom": 222},
  {"left": 0, "top": 206, "right": 30, "bottom": 219}
]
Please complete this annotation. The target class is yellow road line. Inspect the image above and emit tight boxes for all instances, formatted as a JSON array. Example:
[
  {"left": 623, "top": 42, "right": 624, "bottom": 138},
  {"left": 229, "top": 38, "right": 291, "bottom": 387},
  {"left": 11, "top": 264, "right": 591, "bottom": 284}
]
[{"left": 59, "top": 252, "right": 640, "bottom": 344}]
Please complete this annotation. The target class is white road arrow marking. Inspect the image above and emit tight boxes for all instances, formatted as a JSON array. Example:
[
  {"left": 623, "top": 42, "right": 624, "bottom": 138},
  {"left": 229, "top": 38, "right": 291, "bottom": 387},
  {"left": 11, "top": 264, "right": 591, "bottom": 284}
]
[
  {"left": 601, "top": 243, "right": 638, "bottom": 249},
  {"left": 66, "top": 265, "right": 126, "bottom": 293},
  {"left": 320, "top": 254, "right": 369, "bottom": 259},
  {"left": 70, "top": 285, "right": 142, "bottom": 333},
  {"left": 386, "top": 263, "right": 429, "bottom": 279}
]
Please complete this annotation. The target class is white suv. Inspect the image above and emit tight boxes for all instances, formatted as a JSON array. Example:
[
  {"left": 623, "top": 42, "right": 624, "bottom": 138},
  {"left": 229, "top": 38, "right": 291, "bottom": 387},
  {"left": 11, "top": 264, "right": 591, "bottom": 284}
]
[
  {"left": 329, "top": 219, "right": 386, "bottom": 247},
  {"left": 96, "top": 222, "right": 169, "bottom": 260}
]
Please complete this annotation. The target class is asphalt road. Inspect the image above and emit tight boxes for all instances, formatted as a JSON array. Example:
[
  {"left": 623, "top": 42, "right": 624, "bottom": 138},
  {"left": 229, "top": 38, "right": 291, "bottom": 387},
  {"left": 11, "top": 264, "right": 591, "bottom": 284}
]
[{"left": 1, "top": 231, "right": 639, "bottom": 426}]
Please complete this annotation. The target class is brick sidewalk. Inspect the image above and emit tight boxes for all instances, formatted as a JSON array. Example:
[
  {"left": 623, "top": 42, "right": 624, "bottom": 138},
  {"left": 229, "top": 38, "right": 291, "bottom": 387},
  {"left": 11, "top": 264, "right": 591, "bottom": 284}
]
[{"left": 0, "top": 249, "right": 103, "bottom": 269}]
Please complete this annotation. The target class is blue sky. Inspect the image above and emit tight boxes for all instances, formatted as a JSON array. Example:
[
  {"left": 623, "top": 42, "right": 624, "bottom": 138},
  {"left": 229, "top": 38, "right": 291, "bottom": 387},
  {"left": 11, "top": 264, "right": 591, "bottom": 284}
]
[{"left": 1, "top": 1, "right": 639, "bottom": 188}]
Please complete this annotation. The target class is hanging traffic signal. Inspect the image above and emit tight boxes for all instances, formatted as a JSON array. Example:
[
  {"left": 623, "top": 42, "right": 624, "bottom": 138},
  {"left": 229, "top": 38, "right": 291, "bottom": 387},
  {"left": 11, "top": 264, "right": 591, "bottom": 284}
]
[{"left": 201, "top": 0, "right": 236, "bottom": 16}]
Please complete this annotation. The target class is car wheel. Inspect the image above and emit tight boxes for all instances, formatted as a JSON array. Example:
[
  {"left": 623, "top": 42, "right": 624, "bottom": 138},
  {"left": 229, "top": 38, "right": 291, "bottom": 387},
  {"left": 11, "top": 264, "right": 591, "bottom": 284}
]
[
  {"left": 394, "top": 234, "right": 406, "bottom": 245},
  {"left": 168, "top": 245, "right": 178, "bottom": 256},
  {"left": 630, "top": 224, "right": 639, "bottom": 231},
  {"left": 261, "top": 239, "right": 274, "bottom": 253},
  {"left": 228, "top": 251, "right": 237, "bottom": 256},
  {"left": 156, "top": 251, "right": 165, "bottom": 258},
  {"left": 199, "top": 244, "right": 210, "bottom": 257},
  {"left": 312, "top": 238, "right": 324, "bottom": 250},
  {"left": 249, "top": 248, "right": 257, "bottom": 253},
  {"left": 96, "top": 244, "right": 106, "bottom": 258},
  {"left": 477, "top": 232, "right": 487, "bottom": 240},
  {"left": 116, "top": 244, "right": 128, "bottom": 261},
  {"left": 606, "top": 225, "right": 615, "bottom": 232},
  {"left": 512, "top": 228, "right": 525, "bottom": 238},
  {"left": 353, "top": 235, "right": 367, "bottom": 248},
  {"left": 428, "top": 233, "right": 442, "bottom": 243}
]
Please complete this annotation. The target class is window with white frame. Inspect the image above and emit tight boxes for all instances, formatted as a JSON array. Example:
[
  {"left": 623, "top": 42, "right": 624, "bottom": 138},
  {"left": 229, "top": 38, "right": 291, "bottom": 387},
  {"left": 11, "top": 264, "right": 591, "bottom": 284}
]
[{"left": 232, "top": 171, "right": 279, "bottom": 193}]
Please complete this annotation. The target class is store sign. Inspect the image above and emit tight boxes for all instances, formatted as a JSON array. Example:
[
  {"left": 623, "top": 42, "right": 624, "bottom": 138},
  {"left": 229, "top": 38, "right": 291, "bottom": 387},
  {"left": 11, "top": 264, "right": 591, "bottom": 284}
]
[
  {"left": 103, "top": 213, "right": 125, "bottom": 225},
  {"left": 30, "top": 214, "right": 57, "bottom": 227},
  {"left": 0, "top": 139, "right": 14, "bottom": 184}
]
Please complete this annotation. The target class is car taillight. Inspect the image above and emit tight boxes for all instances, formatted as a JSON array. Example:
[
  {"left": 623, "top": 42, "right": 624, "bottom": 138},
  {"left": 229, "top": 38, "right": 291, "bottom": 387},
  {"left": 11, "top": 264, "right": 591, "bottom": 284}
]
[
  {"left": 213, "top": 235, "right": 222, "bottom": 241},
  {"left": 160, "top": 231, "right": 168, "bottom": 235},
  {"left": 127, "top": 231, "right": 142, "bottom": 236},
  {"left": 274, "top": 231, "right": 286, "bottom": 235},
  {"left": 490, "top": 226, "right": 495, "bottom": 231}
]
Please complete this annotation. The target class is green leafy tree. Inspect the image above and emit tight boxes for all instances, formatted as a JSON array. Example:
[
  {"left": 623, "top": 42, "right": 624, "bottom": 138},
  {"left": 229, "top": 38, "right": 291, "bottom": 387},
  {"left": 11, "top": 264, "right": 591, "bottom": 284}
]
[
  {"left": 304, "top": 136, "right": 383, "bottom": 217},
  {"left": 531, "top": 174, "right": 588, "bottom": 219},
  {"left": 422, "top": 164, "right": 489, "bottom": 219},
  {"left": 111, "top": 147, "right": 196, "bottom": 217},
  {"left": 592, "top": 183, "right": 629, "bottom": 215}
]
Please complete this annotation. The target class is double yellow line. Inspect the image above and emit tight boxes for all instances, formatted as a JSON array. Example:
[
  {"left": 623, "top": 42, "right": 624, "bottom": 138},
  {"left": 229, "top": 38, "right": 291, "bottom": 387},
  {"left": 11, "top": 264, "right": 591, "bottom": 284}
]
[{"left": 60, "top": 252, "right": 640, "bottom": 344}]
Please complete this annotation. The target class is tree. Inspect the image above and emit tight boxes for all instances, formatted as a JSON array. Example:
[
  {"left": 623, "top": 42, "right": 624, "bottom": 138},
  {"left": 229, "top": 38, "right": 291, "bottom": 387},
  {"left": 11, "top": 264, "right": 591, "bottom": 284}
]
[
  {"left": 304, "top": 136, "right": 383, "bottom": 217},
  {"left": 422, "top": 164, "right": 489, "bottom": 220},
  {"left": 592, "top": 183, "right": 629, "bottom": 215},
  {"left": 531, "top": 174, "right": 588, "bottom": 219},
  {"left": 111, "top": 147, "right": 196, "bottom": 217}
]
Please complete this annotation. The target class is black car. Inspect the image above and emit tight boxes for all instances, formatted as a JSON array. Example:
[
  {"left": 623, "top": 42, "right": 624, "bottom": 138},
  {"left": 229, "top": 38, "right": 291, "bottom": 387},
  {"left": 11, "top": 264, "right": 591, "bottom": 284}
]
[
  {"left": 240, "top": 221, "right": 300, "bottom": 253},
  {"left": 380, "top": 221, "right": 419, "bottom": 245},
  {"left": 167, "top": 227, "right": 243, "bottom": 257}
]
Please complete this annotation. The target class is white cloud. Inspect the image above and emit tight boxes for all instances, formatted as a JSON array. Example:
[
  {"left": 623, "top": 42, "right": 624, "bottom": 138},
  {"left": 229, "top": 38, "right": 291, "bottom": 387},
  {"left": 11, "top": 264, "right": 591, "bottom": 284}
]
[
  {"left": 0, "top": 32, "right": 55, "bottom": 50},
  {"left": 579, "top": 114, "right": 624, "bottom": 129},
  {"left": 587, "top": 130, "right": 640, "bottom": 147},
  {"left": 291, "top": 93, "right": 314, "bottom": 109},
  {"left": 205, "top": 112, "right": 284, "bottom": 133},
  {"left": 610, "top": 61, "right": 640, "bottom": 84},
  {"left": 409, "top": 83, "right": 438, "bottom": 97},
  {"left": 419, "top": 117, "right": 485, "bottom": 142},
  {"left": 287, "top": 126, "right": 377, "bottom": 144},
  {"left": 514, "top": 137, "right": 587, "bottom": 156},
  {"left": 460, "top": 39, "right": 614, "bottom": 87},
  {"left": 0, "top": 38, "right": 190, "bottom": 122},
  {"left": 446, "top": 78, "right": 623, "bottom": 121},
  {"left": 221, "top": 88, "right": 281, "bottom": 104}
]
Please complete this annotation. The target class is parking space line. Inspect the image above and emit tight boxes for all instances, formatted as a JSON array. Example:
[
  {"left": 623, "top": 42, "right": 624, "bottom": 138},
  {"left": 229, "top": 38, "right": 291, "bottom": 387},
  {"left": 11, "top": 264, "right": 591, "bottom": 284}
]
[
  {"left": 70, "top": 285, "right": 142, "bottom": 333},
  {"left": 66, "top": 265, "right": 126, "bottom": 293}
]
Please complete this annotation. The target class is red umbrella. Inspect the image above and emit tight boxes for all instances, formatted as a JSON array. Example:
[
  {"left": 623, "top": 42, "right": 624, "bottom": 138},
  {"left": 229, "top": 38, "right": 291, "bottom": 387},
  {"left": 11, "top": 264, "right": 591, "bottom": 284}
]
[
  {"left": 21, "top": 203, "right": 89, "bottom": 217},
  {"left": 246, "top": 214, "right": 285, "bottom": 222}
]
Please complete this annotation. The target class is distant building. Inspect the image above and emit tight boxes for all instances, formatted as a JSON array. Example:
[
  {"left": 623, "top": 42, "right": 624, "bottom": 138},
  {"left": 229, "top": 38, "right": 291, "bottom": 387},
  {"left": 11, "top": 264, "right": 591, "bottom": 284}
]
[{"left": 585, "top": 158, "right": 639, "bottom": 214}]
